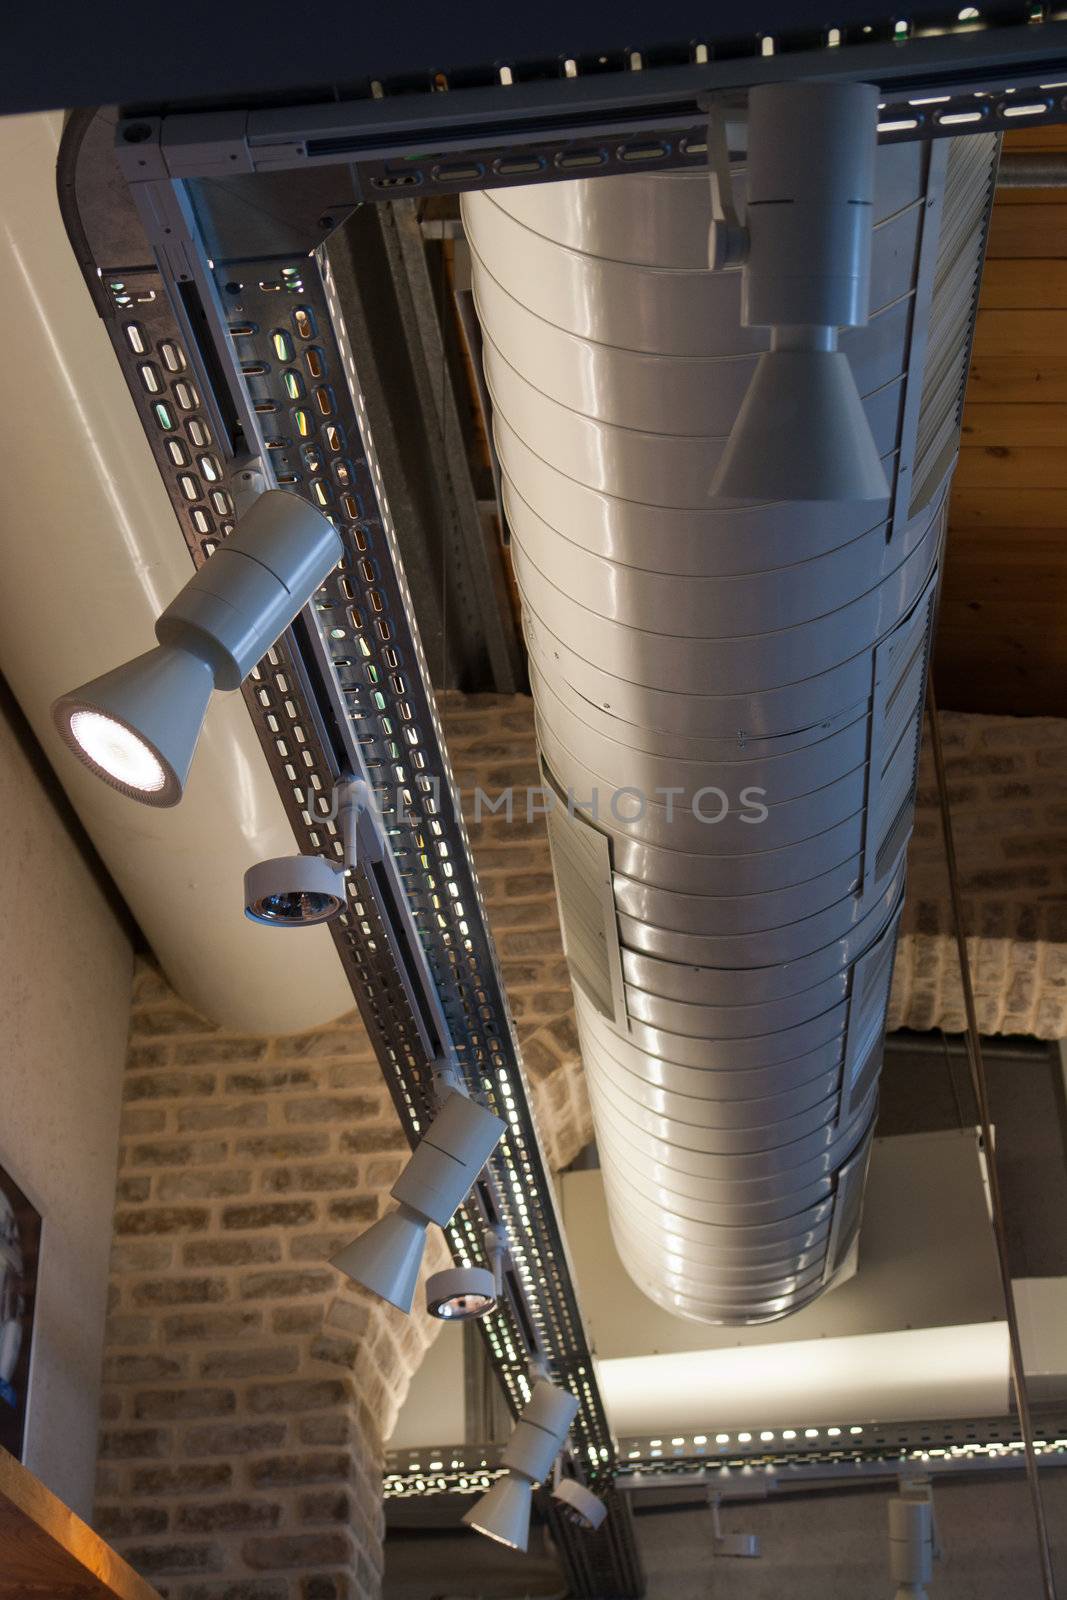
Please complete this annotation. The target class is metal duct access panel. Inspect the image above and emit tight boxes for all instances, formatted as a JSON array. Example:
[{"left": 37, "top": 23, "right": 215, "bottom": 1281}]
[{"left": 462, "top": 133, "right": 997, "bottom": 1325}]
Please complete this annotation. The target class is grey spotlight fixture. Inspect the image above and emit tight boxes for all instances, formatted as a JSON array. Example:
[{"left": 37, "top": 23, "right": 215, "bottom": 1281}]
[
  {"left": 551, "top": 1475, "right": 608, "bottom": 1533},
  {"left": 331, "top": 1089, "right": 505, "bottom": 1314},
  {"left": 425, "top": 1265, "right": 495, "bottom": 1321},
  {"left": 708, "top": 81, "right": 891, "bottom": 504},
  {"left": 463, "top": 1379, "right": 580, "bottom": 1552},
  {"left": 244, "top": 776, "right": 381, "bottom": 927},
  {"left": 53, "top": 490, "right": 342, "bottom": 805},
  {"left": 889, "top": 1478, "right": 940, "bottom": 1598},
  {"left": 426, "top": 1221, "right": 508, "bottom": 1321}
]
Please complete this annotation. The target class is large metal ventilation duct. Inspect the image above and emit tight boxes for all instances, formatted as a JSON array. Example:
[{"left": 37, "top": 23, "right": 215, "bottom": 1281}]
[
  {"left": 463, "top": 133, "right": 997, "bottom": 1325},
  {"left": 0, "top": 112, "right": 353, "bottom": 1033}
]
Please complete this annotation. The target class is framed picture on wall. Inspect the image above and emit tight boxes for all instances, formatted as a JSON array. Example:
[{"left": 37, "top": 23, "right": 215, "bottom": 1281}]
[{"left": 0, "top": 1164, "right": 40, "bottom": 1461}]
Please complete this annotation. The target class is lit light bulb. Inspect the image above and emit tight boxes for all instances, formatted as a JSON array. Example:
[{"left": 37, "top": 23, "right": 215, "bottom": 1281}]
[{"left": 69, "top": 710, "right": 166, "bottom": 792}]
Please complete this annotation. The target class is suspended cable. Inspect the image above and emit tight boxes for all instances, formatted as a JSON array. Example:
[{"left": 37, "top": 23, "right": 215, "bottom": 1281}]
[
  {"left": 939, "top": 1027, "right": 967, "bottom": 1130},
  {"left": 926, "top": 673, "right": 1058, "bottom": 1600}
]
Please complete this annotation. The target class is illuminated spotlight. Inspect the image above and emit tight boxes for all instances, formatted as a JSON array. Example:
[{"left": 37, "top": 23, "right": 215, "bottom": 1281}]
[
  {"left": 426, "top": 1221, "right": 509, "bottom": 1322},
  {"left": 959, "top": 5, "right": 980, "bottom": 16},
  {"left": 552, "top": 1476, "right": 608, "bottom": 1532},
  {"left": 244, "top": 777, "right": 380, "bottom": 927},
  {"left": 709, "top": 82, "right": 890, "bottom": 504},
  {"left": 463, "top": 1381, "right": 579, "bottom": 1551},
  {"left": 331, "top": 1091, "right": 505, "bottom": 1313},
  {"left": 53, "top": 490, "right": 341, "bottom": 805}
]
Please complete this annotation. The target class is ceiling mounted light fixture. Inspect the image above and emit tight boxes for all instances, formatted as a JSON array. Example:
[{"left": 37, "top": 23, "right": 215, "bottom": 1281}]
[
  {"left": 708, "top": 81, "right": 891, "bottom": 504},
  {"left": 331, "top": 1088, "right": 505, "bottom": 1314},
  {"left": 889, "top": 1478, "right": 938, "bottom": 1598},
  {"left": 426, "top": 1265, "right": 496, "bottom": 1321},
  {"left": 244, "top": 776, "right": 380, "bottom": 927},
  {"left": 463, "top": 1379, "right": 580, "bottom": 1552},
  {"left": 426, "top": 1221, "right": 509, "bottom": 1321},
  {"left": 52, "top": 489, "right": 342, "bottom": 805},
  {"left": 551, "top": 1474, "right": 608, "bottom": 1533}
]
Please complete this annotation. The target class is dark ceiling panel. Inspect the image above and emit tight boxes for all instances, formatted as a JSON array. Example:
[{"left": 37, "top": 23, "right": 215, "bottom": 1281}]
[{"left": 5, "top": 1, "right": 1047, "bottom": 116}]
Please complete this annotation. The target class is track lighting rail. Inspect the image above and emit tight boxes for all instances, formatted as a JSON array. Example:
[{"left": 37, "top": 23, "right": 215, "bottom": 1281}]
[
  {"left": 386, "top": 1403, "right": 1067, "bottom": 1498},
  {"left": 114, "top": 20, "right": 1067, "bottom": 212},
  {"left": 61, "top": 113, "right": 642, "bottom": 1598}
]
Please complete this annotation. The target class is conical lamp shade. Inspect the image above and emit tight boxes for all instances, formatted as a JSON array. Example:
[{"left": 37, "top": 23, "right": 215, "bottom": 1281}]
[
  {"left": 330, "top": 1204, "right": 427, "bottom": 1312},
  {"left": 463, "top": 1472, "right": 533, "bottom": 1551},
  {"left": 52, "top": 644, "right": 214, "bottom": 806},
  {"left": 710, "top": 348, "right": 891, "bottom": 504}
]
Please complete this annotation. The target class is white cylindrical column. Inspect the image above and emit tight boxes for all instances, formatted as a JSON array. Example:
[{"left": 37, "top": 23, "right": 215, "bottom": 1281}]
[{"left": 0, "top": 112, "right": 353, "bottom": 1031}]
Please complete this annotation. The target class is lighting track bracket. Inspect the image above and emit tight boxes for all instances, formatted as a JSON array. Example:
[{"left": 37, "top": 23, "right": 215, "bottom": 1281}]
[{"left": 60, "top": 109, "right": 642, "bottom": 1599}]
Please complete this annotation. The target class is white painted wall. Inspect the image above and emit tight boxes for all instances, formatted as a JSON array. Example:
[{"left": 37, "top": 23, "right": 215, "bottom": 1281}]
[
  {"left": 0, "top": 112, "right": 351, "bottom": 1036},
  {"left": 389, "top": 1321, "right": 466, "bottom": 1450},
  {"left": 0, "top": 690, "right": 132, "bottom": 1517},
  {"left": 560, "top": 1131, "right": 1010, "bottom": 1433}
]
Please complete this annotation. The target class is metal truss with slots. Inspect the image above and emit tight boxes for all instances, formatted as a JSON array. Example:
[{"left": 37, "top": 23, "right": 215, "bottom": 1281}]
[
  {"left": 385, "top": 1406, "right": 1067, "bottom": 1499},
  {"left": 110, "top": 17, "right": 1067, "bottom": 202},
  {"left": 60, "top": 111, "right": 642, "bottom": 1598},
  {"left": 55, "top": 19, "right": 1067, "bottom": 1585}
]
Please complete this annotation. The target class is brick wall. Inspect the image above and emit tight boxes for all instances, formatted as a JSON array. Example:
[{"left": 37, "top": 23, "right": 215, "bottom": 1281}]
[
  {"left": 890, "top": 712, "right": 1067, "bottom": 1036},
  {"left": 94, "top": 966, "right": 452, "bottom": 1600},
  {"left": 92, "top": 694, "right": 591, "bottom": 1600},
  {"left": 94, "top": 697, "right": 1067, "bottom": 1599},
  {"left": 438, "top": 694, "right": 591, "bottom": 1169}
]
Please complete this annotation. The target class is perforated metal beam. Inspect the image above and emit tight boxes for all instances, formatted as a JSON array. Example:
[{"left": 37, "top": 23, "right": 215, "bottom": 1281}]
[
  {"left": 385, "top": 1403, "right": 1067, "bottom": 1498},
  {"left": 60, "top": 111, "right": 642, "bottom": 1599},
  {"left": 324, "top": 203, "right": 524, "bottom": 693},
  {"left": 111, "top": 19, "right": 1067, "bottom": 216}
]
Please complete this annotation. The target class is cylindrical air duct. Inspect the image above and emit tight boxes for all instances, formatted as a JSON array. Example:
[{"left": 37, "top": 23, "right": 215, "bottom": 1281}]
[
  {"left": 0, "top": 112, "right": 353, "bottom": 1032},
  {"left": 463, "top": 130, "right": 997, "bottom": 1323}
]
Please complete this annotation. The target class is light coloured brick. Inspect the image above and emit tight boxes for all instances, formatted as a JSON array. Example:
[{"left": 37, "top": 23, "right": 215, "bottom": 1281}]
[{"left": 99, "top": 698, "right": 1067, "bottom": 1600}]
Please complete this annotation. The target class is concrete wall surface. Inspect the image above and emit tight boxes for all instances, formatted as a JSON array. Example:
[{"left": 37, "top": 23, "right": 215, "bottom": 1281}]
[
  {"left": 635, "top": 1474, "right": 1067, "bottom": 1600},
  {"left": 382, "top": 1473, "right": 1067, "bottom": 1599}
]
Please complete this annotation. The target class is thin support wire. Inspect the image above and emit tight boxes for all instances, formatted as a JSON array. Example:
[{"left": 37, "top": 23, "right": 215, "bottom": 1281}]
[
  {"left": 926, "top": 674, "right": 1058, "bottom": 1600},
  {"left": 939, "top": 1027, "right": 967, "bottom": 1129},
  {"left": 436, "top": 233, "right": 450, "bottom": 692}
]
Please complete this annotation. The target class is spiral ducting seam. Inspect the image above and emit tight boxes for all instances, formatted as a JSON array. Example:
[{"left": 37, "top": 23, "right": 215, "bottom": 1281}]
[{"left": 462, "top": 131, "right": 998, "bottom": 1325}]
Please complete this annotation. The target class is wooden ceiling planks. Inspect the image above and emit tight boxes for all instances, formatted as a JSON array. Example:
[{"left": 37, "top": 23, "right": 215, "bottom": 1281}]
[{"left": 937, "top": 125, "right": 1067, "bottom": 717}]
